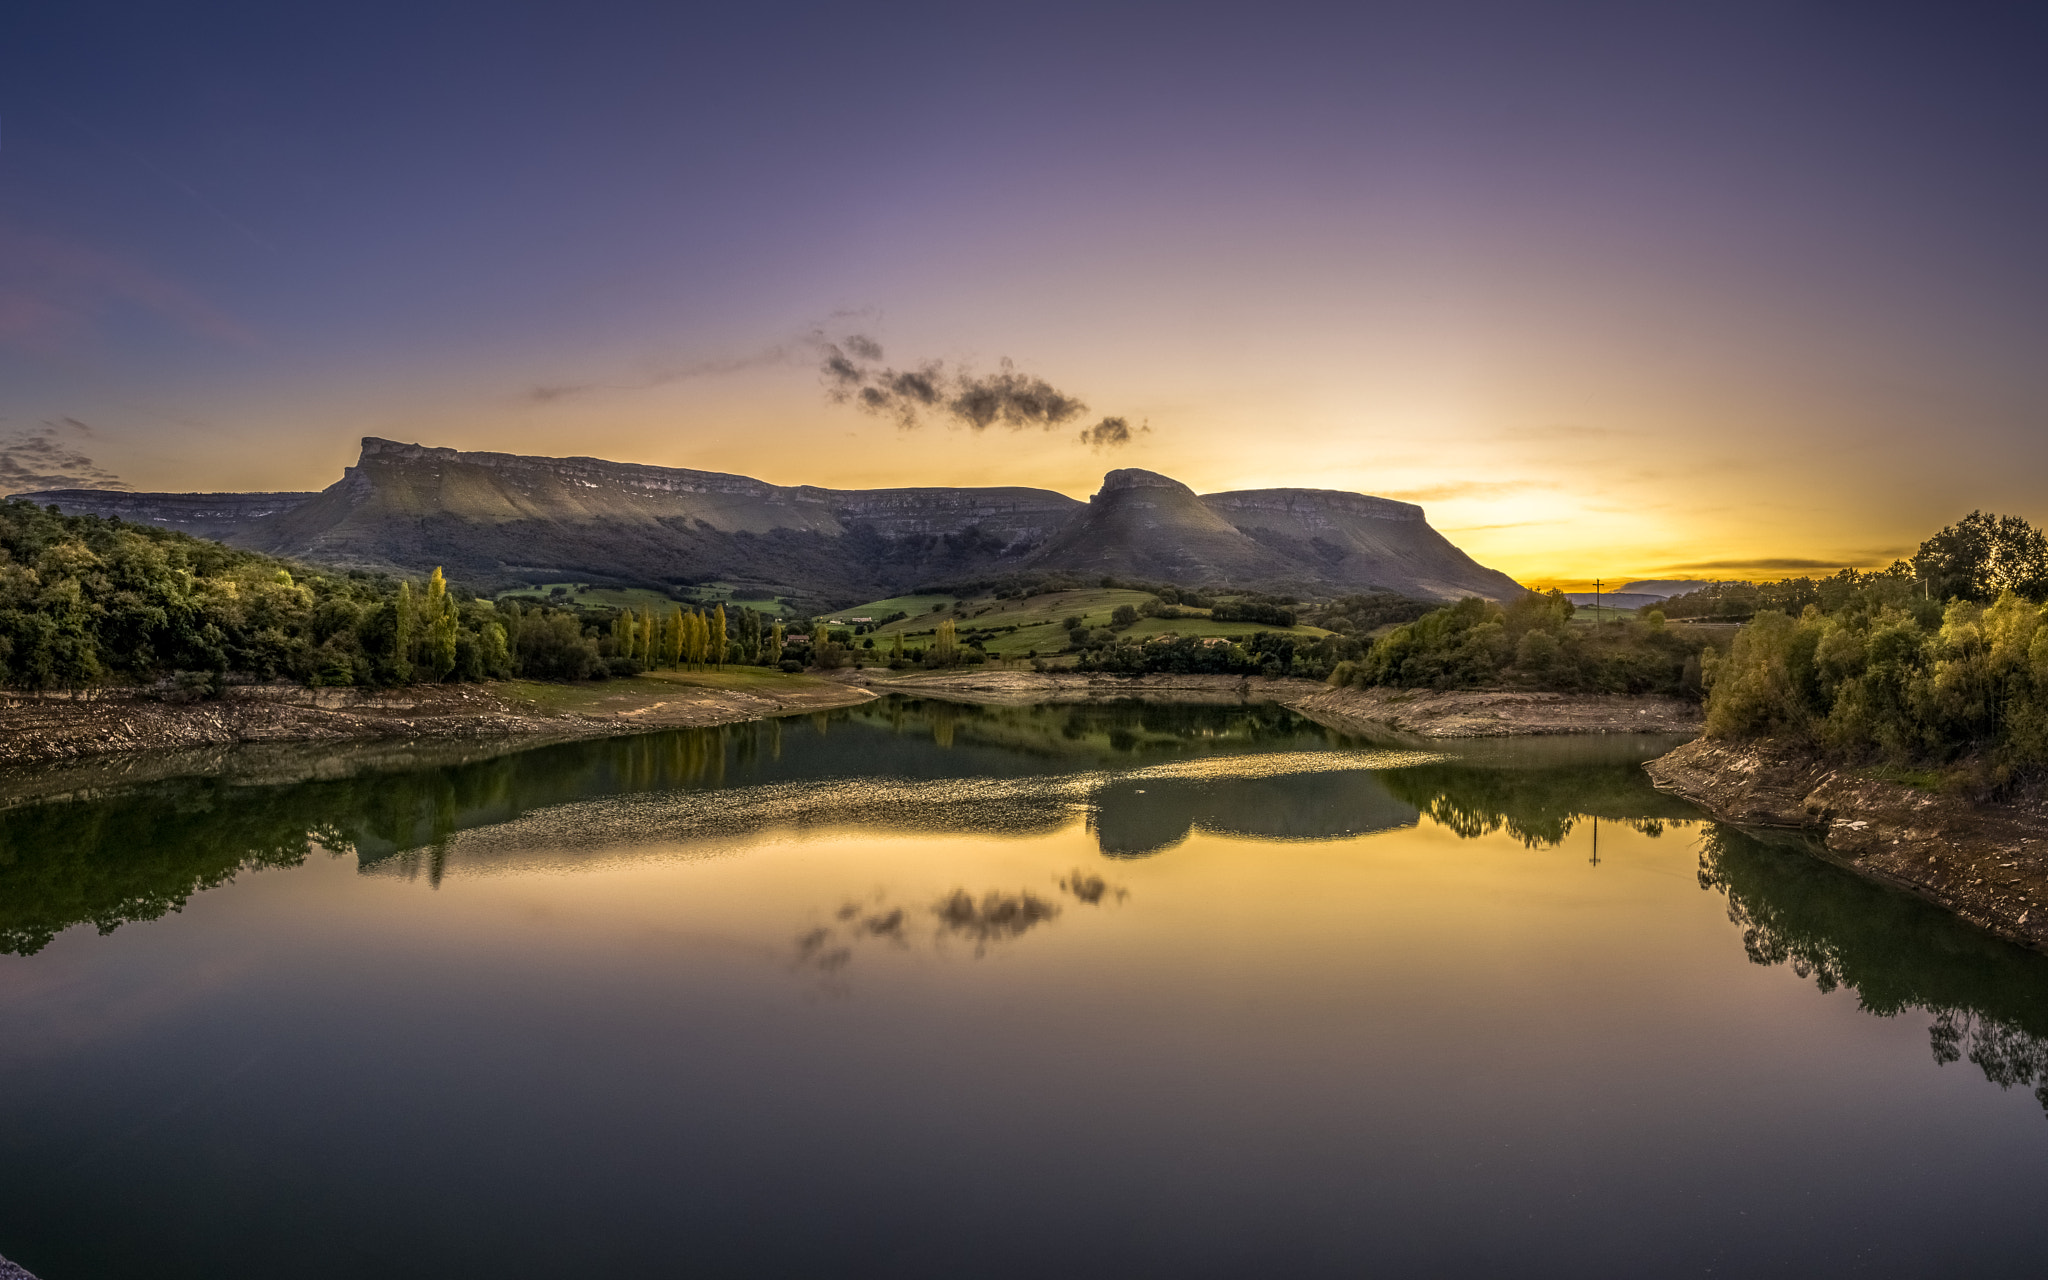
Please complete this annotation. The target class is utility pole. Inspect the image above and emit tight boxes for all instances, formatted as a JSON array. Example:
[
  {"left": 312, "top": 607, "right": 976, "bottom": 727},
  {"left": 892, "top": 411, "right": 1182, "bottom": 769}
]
[{"left": 1593, "top": 578, "right": 1602, "bottom": 622}]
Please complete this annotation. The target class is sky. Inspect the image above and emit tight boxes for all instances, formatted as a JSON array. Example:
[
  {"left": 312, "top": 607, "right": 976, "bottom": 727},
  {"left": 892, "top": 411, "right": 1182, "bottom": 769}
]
[{"left": 4, "top": 1, "right": 2047, "bottom": 588}]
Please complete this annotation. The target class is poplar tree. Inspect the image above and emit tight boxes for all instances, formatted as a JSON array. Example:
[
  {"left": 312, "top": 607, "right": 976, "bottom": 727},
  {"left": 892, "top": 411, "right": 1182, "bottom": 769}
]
[
  {"left": 711, "top": 605, "right": 728, "bottom": 668},
  {"left": 767, "top": 621, "right": 784, "bottom": 666},
  {"left": 393, "top": 581, "right": 417, "bottom": 681},
  {"left": 934, "top": 618, "right": 957, "bottom": 665},
  {"left": 666, "top": 604, "right": 685, "bottom": 668},
  {"left": 422, "top": 567, "right": 458, "bottom": 680}
]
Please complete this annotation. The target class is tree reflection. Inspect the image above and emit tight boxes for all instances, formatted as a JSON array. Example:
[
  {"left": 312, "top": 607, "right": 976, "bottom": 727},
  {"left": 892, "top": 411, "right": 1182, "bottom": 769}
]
[
  {"left": 1380, "top": 759, "right": 1700, "bottom": 848},
  {"left": 1698, "top": 824, "right": 2048, "bottom": 1115}
]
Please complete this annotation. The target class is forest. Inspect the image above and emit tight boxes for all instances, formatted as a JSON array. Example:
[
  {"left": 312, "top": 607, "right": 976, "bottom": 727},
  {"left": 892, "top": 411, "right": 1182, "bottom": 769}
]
[{"left": 0, "top": 500, "right": 783, "bottom": 692}]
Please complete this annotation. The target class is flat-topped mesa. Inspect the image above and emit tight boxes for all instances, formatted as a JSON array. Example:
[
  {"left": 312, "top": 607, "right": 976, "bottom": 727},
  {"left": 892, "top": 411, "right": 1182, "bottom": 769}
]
[
  {"left": 6, "top": 489, "right": 320, "bottom": 541},
  {"left": 1203, "top": 488, "right": 1424, "bottom": 523},
  {"left": 1094, "top": 468, "right": 1197, "bottom": 499},
  {"left": 10, "top": 441, "right": 1524, "bottom": 600},
  {"left": 353, "top": 436, "right": 793, "bottom": 500}
]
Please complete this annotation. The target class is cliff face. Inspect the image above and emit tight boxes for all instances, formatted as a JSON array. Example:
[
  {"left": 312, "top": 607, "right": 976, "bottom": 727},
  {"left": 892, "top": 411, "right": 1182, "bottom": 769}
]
[
  {"left": 13, "top": 439, "right": 1523, "bottom": 600},
  {"left": 11, "top": 490, "right": 319, "bottom": 543}
]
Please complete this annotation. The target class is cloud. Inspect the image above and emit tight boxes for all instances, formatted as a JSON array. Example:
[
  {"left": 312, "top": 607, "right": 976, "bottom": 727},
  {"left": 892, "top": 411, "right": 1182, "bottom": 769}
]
[
  {"left": 1383, "top": 480, "right": 1560, "bottom": 502},
  {"left": 0, "top": 222, "right": 252, "bottom": 354},
  {"left": 821, "top": 335, "right": 1103, "bottom": 439},
  {"left": 1494, "top": 423, "right": 1640, "bottom": 441},
  {"left": 1078, "top": 416, "right": 1147, "bottom": 450},
  {"left": 0, "top": 421, "right": 131, "bottom": 494},
  {"left": 523, "top": 342, "right": 804, "bottom": 404},
  {"left": 1666, "top": 557, "right": 1869, "bottom": 571}
]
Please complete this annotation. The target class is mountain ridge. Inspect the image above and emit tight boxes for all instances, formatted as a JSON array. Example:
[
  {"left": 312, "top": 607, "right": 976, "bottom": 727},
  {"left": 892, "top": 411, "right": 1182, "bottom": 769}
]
[{"left": 13, "top": 438, "right": 1524, "bottom": 601}]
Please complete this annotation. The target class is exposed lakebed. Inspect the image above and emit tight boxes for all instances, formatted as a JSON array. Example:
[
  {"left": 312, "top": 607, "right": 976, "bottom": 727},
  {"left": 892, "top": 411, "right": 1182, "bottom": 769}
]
[{"left": 1, "top": 698, "right": 2045, "bottom": 1277}]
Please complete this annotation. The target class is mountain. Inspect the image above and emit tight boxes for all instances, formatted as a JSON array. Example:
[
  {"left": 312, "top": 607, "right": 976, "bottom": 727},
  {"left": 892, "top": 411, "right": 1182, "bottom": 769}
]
[{"left": 13, "top": 438, "right": 1524, "bottom": 601}]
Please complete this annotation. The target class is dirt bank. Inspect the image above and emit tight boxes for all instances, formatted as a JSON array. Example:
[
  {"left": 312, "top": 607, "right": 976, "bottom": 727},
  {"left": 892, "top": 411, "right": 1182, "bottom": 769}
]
[
  {"left": 1287, "top": 685, "right": 1702, "bottom": 739},
  {"left": 0, "top": 673, "right": 876, "bottom": 772},
  {"left": 837, "top": 669, "right": 1703, "bottom": 739},
  {"left": 1645, "top": 737, "right": 2048, "bottom": 953}
]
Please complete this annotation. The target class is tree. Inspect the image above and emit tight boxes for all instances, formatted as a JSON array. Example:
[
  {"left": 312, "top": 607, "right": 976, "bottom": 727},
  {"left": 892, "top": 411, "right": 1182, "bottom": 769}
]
[
  {"left": 933, "top": 618, "right": 957, "bottom": 665},
  {"left": 419, "top": 567, "right": 458, "bottom": 681},
  {"left": 711, "top": 605, "right": 728, "bottom": 668},
  {"left": 1915, "top": 511, "right": 2048, "bottom": 603}
]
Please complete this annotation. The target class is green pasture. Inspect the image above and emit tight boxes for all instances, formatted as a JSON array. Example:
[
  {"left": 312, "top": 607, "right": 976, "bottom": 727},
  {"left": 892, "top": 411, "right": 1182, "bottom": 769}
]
[{"left": 852, "top": 586, "right": 1329, "bottom": 661}]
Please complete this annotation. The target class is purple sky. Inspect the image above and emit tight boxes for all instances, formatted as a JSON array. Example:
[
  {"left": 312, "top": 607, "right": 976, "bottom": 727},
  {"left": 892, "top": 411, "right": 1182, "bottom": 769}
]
[{"left": 4, "top": 2, "right": 2047, "bottom": 583}]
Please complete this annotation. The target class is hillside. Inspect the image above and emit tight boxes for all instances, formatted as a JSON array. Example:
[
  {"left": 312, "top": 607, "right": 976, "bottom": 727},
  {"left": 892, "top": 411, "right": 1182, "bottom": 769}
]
[{"left": 16, "top": 438, "right": 1524, "bottom": 602}]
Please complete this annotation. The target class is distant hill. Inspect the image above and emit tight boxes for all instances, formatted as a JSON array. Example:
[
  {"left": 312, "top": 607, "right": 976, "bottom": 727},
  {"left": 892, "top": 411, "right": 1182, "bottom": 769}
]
[
  {"left": 1563, "top": 592, "right": 1668, "bottom": 611},
  {"left": 1619, "top": 580, "right": 1720, "bottom": 600},
  {"left": 14, "top": 438, "right": 1524, "bottom": 602}
]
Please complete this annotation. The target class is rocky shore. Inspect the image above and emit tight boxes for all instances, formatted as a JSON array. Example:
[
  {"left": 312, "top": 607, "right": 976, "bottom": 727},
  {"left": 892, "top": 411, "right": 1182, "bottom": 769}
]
[
  {"left": 0, "top": 676, "right": 876, "bottom": 771},
  {"left": 1645, "top": 737, "right": 2048, "bottom": 953}
]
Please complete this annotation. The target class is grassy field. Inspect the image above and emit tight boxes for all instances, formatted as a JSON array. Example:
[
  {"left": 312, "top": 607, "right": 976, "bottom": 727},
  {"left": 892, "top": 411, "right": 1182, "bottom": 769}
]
[
  {"left": 838, "top": 586, "right": 1331, "bottom": 662},
  {"left": 824, "top": 593, "right": 957, "bottom": 622},
  {"left": 497, "top": 581, "right": 798, "bottom": 615}
]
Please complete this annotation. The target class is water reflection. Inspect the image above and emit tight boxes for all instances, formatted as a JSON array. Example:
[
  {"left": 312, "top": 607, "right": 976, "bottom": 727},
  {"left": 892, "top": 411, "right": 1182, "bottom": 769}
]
[
  {"left": 1699, "top": 824, "right": 2048, "bottom": 1115},
  {"left": 1381, "top": 757, "right": 1702, "bottom": 849}
]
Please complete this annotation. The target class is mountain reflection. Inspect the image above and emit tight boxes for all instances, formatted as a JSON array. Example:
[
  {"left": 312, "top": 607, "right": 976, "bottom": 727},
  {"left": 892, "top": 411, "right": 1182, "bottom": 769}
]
[
  {"left": 0, "top": 698, "right": 1420, "bottom": 953},
  {"left": 1698, "top": 824, "right": 2048, "bottom": 1115}
]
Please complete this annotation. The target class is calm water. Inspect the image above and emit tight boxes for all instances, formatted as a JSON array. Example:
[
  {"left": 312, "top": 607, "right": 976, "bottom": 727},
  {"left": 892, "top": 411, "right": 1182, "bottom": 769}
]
[{"left": 2, "top": 699, "right": 2046, "bottom": 1277}]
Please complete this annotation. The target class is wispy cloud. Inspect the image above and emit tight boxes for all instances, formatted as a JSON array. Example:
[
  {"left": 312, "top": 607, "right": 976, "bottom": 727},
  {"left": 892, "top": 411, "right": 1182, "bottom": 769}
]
[
  {"left": 0, "top": 223, "right": 252, "bottom": 354},
  {"left": 1383, "top": 480, "right": 1560, "bottom": 502},
  {"left": 0, "top": 420, "right": 131, "bottom": 493},
  {"left": 522, "top": 343, "right": 804, "bottom": 403},
  {"left": 1663, "top": 555, "right": 1903, "bottom": 572},
  {"left": 1494, "top": 423, "right": 1641, "bottom": 442}
]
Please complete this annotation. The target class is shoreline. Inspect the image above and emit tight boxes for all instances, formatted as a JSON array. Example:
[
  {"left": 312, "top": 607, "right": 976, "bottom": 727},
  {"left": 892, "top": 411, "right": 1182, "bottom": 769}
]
[
  {"left": 0, "top": 668, "right": 1703, "bottom": 782},
  {"left": 0, "top": 673, "right": 878, "bottom": 773},
  {"left": 1645, "top": 737, "right": 2048, "bottom": 953},
  {"left": 842, "top": 669, "right": 1703, "bottom": 740}
]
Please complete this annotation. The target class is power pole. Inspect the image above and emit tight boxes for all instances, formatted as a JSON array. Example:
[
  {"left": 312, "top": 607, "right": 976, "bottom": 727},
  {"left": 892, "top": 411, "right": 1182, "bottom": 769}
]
[{"left": 1593, "top": 578, "right": 1602, "bottom": 622}]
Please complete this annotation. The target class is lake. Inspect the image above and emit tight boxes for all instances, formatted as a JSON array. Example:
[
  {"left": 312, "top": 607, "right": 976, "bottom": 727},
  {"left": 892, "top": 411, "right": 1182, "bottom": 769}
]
[{"left": 2, "top": 697, "right": 2045, "bottom": 1277}]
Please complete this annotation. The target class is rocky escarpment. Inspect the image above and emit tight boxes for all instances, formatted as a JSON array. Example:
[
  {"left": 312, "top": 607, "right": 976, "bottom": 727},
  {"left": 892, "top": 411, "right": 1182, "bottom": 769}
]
[
  {"left": 1201, "top": 486, "right": 1524, "bottom": 600},
  {"left": 1645, "top": 737, "right": 2048, "bottom": 952},
  {"left": 16, "top": 439, "right": 1525, "bottom": 601},
  {"left": 14, "top": 489, "right": 318, "bottom": 541}
]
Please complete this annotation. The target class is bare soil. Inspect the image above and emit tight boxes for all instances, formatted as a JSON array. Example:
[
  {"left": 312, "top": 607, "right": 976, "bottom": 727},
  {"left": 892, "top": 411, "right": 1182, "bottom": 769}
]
[
  {"left": 1646, "top": 737, "right": 2048, "bottom": 953},
  {"left": 0, "top": 673, "right": 876, "bottom": 772}
]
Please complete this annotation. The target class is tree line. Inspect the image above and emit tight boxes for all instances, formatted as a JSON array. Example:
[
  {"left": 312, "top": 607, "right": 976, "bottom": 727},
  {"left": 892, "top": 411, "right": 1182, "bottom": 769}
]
[
  {"left": 1326, "top": 590, "right": 1713, "bottom": 697},
  {"left": 0, "top": 499, "right": 794, "bottom": 692},
  {"left": 1696, "top": 512, "right": 2048, "bottom": 789}
]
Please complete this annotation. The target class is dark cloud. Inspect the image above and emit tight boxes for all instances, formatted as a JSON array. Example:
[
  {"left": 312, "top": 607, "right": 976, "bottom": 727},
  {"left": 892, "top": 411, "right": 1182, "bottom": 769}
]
[
  {"left": 947, "top": 363, "right": 1087, "bottom": 430},
  {"left": 1078, "top": 416, "right": 1146, "bottom": 450},
  {"left": 0, "top": 421, "right": 131, "bottom": 494},
  {"left": 820, "top": 336, "right": 1105, "bottom": 439}
]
